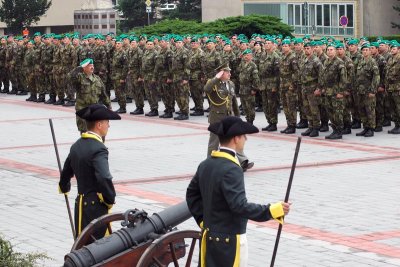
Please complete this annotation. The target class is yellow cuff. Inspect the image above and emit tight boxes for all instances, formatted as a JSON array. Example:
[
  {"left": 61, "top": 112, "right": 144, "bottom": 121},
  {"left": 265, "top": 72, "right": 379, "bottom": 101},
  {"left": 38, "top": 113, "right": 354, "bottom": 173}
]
[
  {"left": 97, "top": 193, "right": 113, "bottom": 209},
  {"left": 199, "top": 221, "right": 204, "bottom": 229},
  {"left": 58, "top": 185, "right": 68, "bottom": 195},
  {"left": 270, "top": 202, "right": 284, "bottom": 224}
]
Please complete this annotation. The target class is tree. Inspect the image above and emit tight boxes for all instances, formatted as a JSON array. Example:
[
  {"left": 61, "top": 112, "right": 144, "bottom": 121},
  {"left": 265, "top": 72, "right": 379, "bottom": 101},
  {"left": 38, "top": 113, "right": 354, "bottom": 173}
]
[
  {"left": 163, "top": 0, "right": 201, "bottom": 22},
  {"left": 393, "top": 0, "right": 400, "bottom": 29},
  {"left": 0, "top": 0, "right": 52, "bottom": 34},
  {"left": 117, "top": 0, "right": 160, "bottom": 31}
]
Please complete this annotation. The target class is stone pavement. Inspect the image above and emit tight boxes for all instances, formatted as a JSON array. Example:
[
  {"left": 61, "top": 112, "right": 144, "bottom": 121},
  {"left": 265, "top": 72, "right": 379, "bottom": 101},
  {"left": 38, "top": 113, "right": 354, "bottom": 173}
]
[{"left": 0, "top": 92, "right": 400, "bottom": 267}]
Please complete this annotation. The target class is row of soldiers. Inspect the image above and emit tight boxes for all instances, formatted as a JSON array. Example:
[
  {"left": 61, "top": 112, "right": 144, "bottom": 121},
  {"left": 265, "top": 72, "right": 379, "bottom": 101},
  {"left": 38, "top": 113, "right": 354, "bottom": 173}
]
[{"left": 0, "top": 32, "right": 399, "bottom": 136}]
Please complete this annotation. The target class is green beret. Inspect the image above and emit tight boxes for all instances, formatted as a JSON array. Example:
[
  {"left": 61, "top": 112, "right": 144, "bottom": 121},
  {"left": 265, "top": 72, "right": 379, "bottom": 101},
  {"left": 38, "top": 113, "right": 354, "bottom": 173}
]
[
  {"left": 224, "top": 40, "right": 232, "bottom": 46},
  {"left": 80, "top": 58, "right": 93, "bottom": 67},
  {"left": 242, "top": 49, "right": 252, "bottom": 55},
  {"left": 390, "top": 41, "right": 400, "bottom": 48},
  {"left": 348, "top": 39, "right": 359, "bottom": 45},
  {"left": 174, "top": 36, "right": 183, "bottom": 42},
  {"left": 33, "top": 32, "right": 41, "bottom": 37},
  {"left": 314, "top": 41, "right": 323, "bottom": 46},
  {"left": 28, "top": 40, "right": 34, "bottom": 44},
  {"left": 303, "top": 42, "right": 312, "bottom": 48},
  {"left": 240, "top": 39, "right": 249, "bottom": 44},
  {"left": 205, "top": 38, "right": 215, "bottom": 44},
  {"left": 293, "top": 38, "right": 303, "bottom": 44},
  {"left": 281, "top": 40, "right": 291, "bottom": 45},
  {"left": 370, "top": 42, "right": 379, "bottom": 48},
  {"left": 361, "top": 43, "right": 370, "bottom": 49},
  {"left": 130, "top": 36, "right": 139, "bottom": 42},
  {"left": 360, "top": 36, "right": 368, "bottom": 41},
  {"left": 53, "top": 35, "right": 62, "bottom": 40},
  {"left": 336, "top": 43, "right": 345, "bottom": 49}
]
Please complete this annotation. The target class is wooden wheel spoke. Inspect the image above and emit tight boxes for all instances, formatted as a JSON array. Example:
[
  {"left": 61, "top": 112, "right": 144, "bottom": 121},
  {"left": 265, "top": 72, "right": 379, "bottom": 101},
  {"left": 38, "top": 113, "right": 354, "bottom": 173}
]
[
  {"left": 185, "top": 238, "right": 197, "bottom": 267},
  {"left": 169, "top": 242, "right": 179, "bottom": 267}
]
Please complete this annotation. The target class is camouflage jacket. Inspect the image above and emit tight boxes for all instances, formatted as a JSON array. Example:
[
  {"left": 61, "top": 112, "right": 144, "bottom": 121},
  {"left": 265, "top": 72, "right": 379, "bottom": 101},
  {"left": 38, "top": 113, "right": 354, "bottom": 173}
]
[
  {"left": 203, "top": 49, "right": 222, "bottom": 79},
  {"left": 69, "top": 66, "right": 110, "bottom": 111},
  {"left": 41, "top": 44, "right": 54, "bottom": 73},
  {"left": 110, "top": 49, "right": 128, "bottom": 80},
  {"left": 354, "top": 56, "right": 380, "bottom": 94},
  {"left": 14, "top": 45, "right": 25, "bottom": 69},
  {"left": 6, "top": 43, "right": 17, "bottom": 67},
  {"left": 221, "top": 51, "right": 238, "bottom": 78},
  {"left": 23, "top": 47, "right": 35, "bottom": 71},
  {"left": 279, "top": 51, "right": 299, "bottom": 86},
  {"left": 338, "top": 55, "right": 355, "bottom": 92},
  {"left": 127, "top": 47, "right": 143, "bottom": 76},
  {"left": 52, "top": 45, "right": 63, "bottom": 74},
  {"left": 321, "top": 56, "right": 347, "bottom": 96},
  {"left": 317, "top": 52, "right": 328, "bottom": 66},
  {"left": 258, "top": 50, "right": 280, "bottom": 90},
  {"left": 154, "top": 47, "right": 173, "bottom": 80},
  {"left": 299, "top": 54, "right": 323, "bottom": 90},
  {"left": 0, "top": 45, "right": 6, "bottom": 68},
  {"left": 92, "top": 45, "right": 108, "bottom": 73},
  {"left": 170, "top": 47, "right": 189, "bottom": 81},
  {"left": 238, "top": 60, "right": 260, "bottom": 94},
  {"left": 385, "top": 53, "right": 400, "bottom": 92},
  {"left": 141, "top": 48, "right": 157, "bottom": 81},
  {"left": 187, "top": 48, "right": 205, "bottom": 80},
  {"left": 60, "top": 44, "right": 77, "bottom": 71},
  {"left": 372, "top": 54, "right": 386, "bottom": 88}
]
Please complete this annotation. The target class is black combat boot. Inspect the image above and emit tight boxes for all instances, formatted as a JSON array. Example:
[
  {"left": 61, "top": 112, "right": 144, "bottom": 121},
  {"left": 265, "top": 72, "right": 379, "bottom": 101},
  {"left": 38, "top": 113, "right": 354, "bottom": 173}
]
[
  {"left": 382, "top": 119, "right": 391, "bottom": 127},
  {"left": 63, "top": 100, "right": 75, "bottom": 107},
  {"left": 255, "top": 106, "right": 263, "bottom": 112},
  {"left": 174, "top": 113, "right": 189, "bottom": 120},
  {"left": 280, "top": 126, "right": 290, "bottom": 134},
  {"left": 319, "top": 123, "right": 329, "bottom": 132},
  {"left": 296, "top": 119, "right": 309, "bottom": 129},
  {"left": 0, "top": 88, "right": 9, "bottom": 93},
  {"left": 374, "top": 126, "right": 383, "bottom": 132},
  {"left": 342, "top": 125, "right": 352, "bottom": 135},
  {"left": 351, "top": 120, "right": 362, "bottom": 129},
  {"left": 36, "top": 94, "right": 46, "bottom": 103},
  {"left": 266, "top": 124, "right": 277, "bottom": 132},
  {"left": 115, "top": 107, "right": 126, "bottom": 114},
  {"left": 145, "top": 109, "right": 159, "bottom": 117},
  {"left": 16, "top": 90, "right": 28, "bottom": 95},
  {"left": 7, "top": 89, "right": 17, "bottom": 94},
  {"left": 388, "top": 125, "right": 400, "bottom": 134},
  {"left": 301, "top": 128, "right": 312, "bottom": 136},
  {"left": 246, "top": 120, "right": 254, "bottom": 125},
  {"left": 190, "top": 107, "right": 196, "bottom": 111},
  {"left": 45, "top": 95, "right": 56, "bottom": 104},
  {"left": 284, "top": 126, "right": 296, "bottom": 134},
  {"left": 325, "top": 129, "right": 342, "bottom": 140},
  {"left": 26, "top": 94, "right": 37, "bottom": 101},
  {"left": 54, "top": 99, "right": 65, "bottom": 105},
  {"left": 190, "top": 109, "right": 204, "bottom": 116},
  {"left": 356, "top": 128, "right": 368, "bottom": 136},
  {"left": 364, "top": 128, "right": 374, "bottom": 137},
  {"left": 204, "top": 107, "right": 210, "bottom": 112},
  {"left": 130, "top": 108, "right": 144, "bottom": 115},
  {"left": 111, "top": 98, "right": 118, "bottom": 102},
  {"left": 241, "top": 160, "right": 254, "bottom": 172},
  {"left": 309, "top": 128, "right": 319, "bottom": 137},
  {"left": 159, "top": 112, "right": 173, "bottom": 118},
  {"left": 126, "top": 97, "right": 133, "bottom": 103}
]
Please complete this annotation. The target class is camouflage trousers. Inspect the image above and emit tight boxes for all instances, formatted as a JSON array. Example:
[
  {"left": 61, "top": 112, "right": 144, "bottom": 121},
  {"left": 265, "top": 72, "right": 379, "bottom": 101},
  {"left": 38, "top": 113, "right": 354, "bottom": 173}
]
[
  {"left": 0, "top": 67, "right": 9, "bottom": 90},
  {"left": 343, "top": 94, "right": 352, "bottom": 127},
  {"left": 349, "top": 92, "right": 361, "bottom": 122},
  {"left": 63, "top": 68, "right": 75, "bottom": 100},
  {"left": 383, "top": 93, "right": 393, "bottom": 122},
  {"left": 358, "top": 93, "right": 376, "bottom": 129},
  {"left": 7, "top": 65, "right": 17, "bottom": 90},
  {"left": 143, "top": 80, "right": 159, "bottom": 111},
  {"left": 173, "top": 81, "right": 190, "bottom": 114},
  {"left": 15, "top": 66, "right": 24, "bottom": 91},
  {"left": 189, "top": 79, "right": 204, "bottom": 111},
  {"left": 324, "top": 95, "right": 344, "bottom": 130},
  {"left": 159, "top": 79, "right": 175, "bottom": 112},
  {"left": 113, "top": 79, "right": 127, "bottom": 109},
  {"left": 34, "top": 68, "right": 45, "bottom": 95},
  {"left": 319, "top": 95, "right": 329, "bottom": 124},
  {"left": 54, "top": 71, "right": 65, "bottom": 100},
  {"left": 280, "top": 88, "right": 297, "bottom": 127},
  {"left": 302, "top": 89, "right": 321, "bottom": 128},
  {"left": 24, "top": 69, "right": 36, "bottom": 95},
  {"left": 375, "top": 91, "right": 386, "bottom": 128},
  {"left": 128, "top": 75, "right": 144, "bottom": 109},
  {"left": 387, "top": 91, "right": 400, "bottom": 125},
  {"left": 42, "top": 67, "right": 53, "bottom": 95},
  {"left": 261, "top": 89, "right": 279, "bottom": 124},
  {"left": 296, "top": 85, "right": 307, "bottom": 121},
  {"left": 240, "top": 94, "right": 255, "bottom": 123}
]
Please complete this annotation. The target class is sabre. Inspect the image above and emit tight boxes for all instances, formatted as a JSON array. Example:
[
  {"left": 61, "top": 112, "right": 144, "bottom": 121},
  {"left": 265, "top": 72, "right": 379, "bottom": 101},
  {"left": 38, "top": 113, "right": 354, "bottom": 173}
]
[
  {"left": 270, "top": 137, "right": 301, "bottom": 267},
  {"left": 49, "top": 118, "right": 76, "bottom": 240}
]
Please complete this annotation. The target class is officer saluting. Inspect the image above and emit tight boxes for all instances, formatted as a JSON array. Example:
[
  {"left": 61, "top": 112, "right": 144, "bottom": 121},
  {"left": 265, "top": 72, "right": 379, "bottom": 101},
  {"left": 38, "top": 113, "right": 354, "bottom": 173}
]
[
  {"left": 59, "top": 104, "right": 120, "bottom": 240},
  {"left": 186, "top": 116, "right": 291, "bottom": 267}
]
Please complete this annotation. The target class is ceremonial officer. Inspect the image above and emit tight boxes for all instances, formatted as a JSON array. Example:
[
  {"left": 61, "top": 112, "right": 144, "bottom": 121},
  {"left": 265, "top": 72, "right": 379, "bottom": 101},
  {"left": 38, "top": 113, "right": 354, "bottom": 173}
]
[
  {"left": 69, "top": 58, "right": 111, "bottom": 133},
  {"left": 59, "top": 104, "right": 120, "bottom": 240},
  {"left": 186, "top": 116, "right": 291, "bottom": 267}
]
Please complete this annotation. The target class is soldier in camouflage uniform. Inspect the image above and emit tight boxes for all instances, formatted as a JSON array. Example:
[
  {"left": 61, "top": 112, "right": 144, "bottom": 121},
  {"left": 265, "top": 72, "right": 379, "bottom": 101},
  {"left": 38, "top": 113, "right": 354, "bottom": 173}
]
[
  {"left": 52, "top": 35, "right": 65, "bottom": 105},
  {"left": 336, "top": 43, "right": 355, "bottom": 135},
  {"left": 0, "top": 36, "right": 9, "bottom": 93},
  {"left": 32, "top": 33, "right": 46, "bottom": 102},
  {"left": 110, "top": 39, "right": 128, "bottom": 113},
  {"left": 354, "top": 44, "right": 380, "bottom": 137},
  {"left": 259, "top": 39, "right": 280, "bottom": 131},
  {"left": 6, "top": 35, "right": 18, "bottom": 94},
  {"left": 92, "top": 36, "right": 109, "bottom": 97},
  {"left": 370, "top": 42, "right": 387, "bottom": 132},
  {"left": 42, "top": 35, "right": 56, "bottom": 104},
  {"left": 253, "top": 41, "right": 263, "bottom": 112},
  {"left": 299, "top": 42, "right": 323, "bottom": 137},
  {"left": 321, "top": 44, "right": 347, "bottom": 140},
  {"left": 238, "top": 49, "right": 259, "bottom": 125},
  {"left": 14, "top": 37, "right": 26, "bottom": 95},
  {"left": 155, "top": 37, "right": 174, "bottom": 118},
  {"left": 293, "top": 38, "right": 308, "bottom": 129},
  {"left": 187, "top": 38, "right": 205, "bottom": 116},
  {"left": 170, "top": 37, "right": 190, "bottom": 120},
  {"left": 61, "top": 35, "right": 78, "bottom": 106},
  {"left": 384, "top": 42, "right": 400, "bottom": 134},
  {"left": 128, "top": 38, "right": 145, "bottom": 115},
  {"left": 314, "top": 41, "right": 329, "bottom": 132},
  {"left": 139, "top": 39, "right": 159, "bottom": 116},
  {"left": 279, "top": 40, "right": 299, "bottom": 134},
  {"left": 69, "top": 58, "right": 111, "bottom": 133},
  {"left": 379, "top": 41, "right": 393, "bottom": 126},
  {"left": 23, "top": 41, "right": 36, "bottom": 101},
  {"left": 348, "top": 39, "right": 363, "bottom": 129}
]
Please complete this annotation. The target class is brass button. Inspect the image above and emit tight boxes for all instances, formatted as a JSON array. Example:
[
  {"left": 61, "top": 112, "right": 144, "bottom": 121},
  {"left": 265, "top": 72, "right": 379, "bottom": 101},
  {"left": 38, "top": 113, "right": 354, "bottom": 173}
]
[
  {"left": 215, "top": 237, "right": 220, "bottom": 242},
  {"left": 209, "top": 237, "right": 213, "bottom": 241},
  {"left": 84, "top": 202, "right": 87, "bottom": 206},
  {"left": 225, "top": 238, "right": 230, "bottom": 243}
]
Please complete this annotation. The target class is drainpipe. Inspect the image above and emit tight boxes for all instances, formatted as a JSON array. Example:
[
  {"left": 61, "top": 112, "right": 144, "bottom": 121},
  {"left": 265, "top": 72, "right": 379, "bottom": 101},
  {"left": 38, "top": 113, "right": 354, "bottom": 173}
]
[{"left": 359, "top": 0, "right": 364, "bottom": 37}]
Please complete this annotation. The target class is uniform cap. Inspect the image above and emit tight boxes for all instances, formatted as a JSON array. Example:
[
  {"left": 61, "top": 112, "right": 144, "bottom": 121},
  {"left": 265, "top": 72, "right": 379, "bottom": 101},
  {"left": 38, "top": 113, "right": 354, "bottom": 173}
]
[
  {"left": 80, "top": 58, "right": 93, "bottom": 68},
  {"left": 76, "top": 104, "right": 121, "bottom": 121},
  {"left": 361, "top": 43, "right": 371, "bottom": 49},
  {"left": 348, "top": 39, "right": 359, "bottom": 45},
  {"left": 33, "top": 32, "right": 41, "bottom": 37},
  {"left": 370, "top": 42, "right": 379, "bottom": 48},
  {"left": 281, "top": 39, "right": 291, "bottom": 45},
  {"left": 242, "top": 49, "right": 252, "bottom": 55},
  {"left": 215, "top": 62, "right": 231, "bottom": 72},
  {"left": 208, "top": 116, "right": 259, "bottom": 138}
]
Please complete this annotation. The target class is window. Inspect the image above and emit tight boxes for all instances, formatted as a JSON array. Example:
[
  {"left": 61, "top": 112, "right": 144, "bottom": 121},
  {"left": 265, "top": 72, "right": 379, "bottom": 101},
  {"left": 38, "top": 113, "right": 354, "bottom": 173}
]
[
  {"left": 102, "top": 14, "right": 107, "bottom": 19},
  {"left": 110, "top": 14, "right": 115, "bottom": 19},
  {"left": 110, "top": 24, "right": 115, "bottom": 29},
  {"left": 94, "top": 15, "right": 99, "bottom": 19},
  {"left": 102, "top": 25, "right": 107, "bottom": 29},
  {"left": 243, "top": 3, "right": 281, "bottom": 17},
  {"left": 316, "top": 5, "right": 322, "bottom": 26},
  {"left": 347, "top": 4, "right": 354, "bottom": 27},
  {"left": 94, "top": 25, "right": 99, "bottom": 29}
]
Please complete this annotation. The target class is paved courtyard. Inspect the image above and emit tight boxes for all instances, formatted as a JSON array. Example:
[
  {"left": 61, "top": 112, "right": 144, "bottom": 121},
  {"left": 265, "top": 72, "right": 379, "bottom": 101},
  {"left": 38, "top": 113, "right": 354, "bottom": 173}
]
[{"left": 0, "top": 93, "right": 400, "bottom": 267}]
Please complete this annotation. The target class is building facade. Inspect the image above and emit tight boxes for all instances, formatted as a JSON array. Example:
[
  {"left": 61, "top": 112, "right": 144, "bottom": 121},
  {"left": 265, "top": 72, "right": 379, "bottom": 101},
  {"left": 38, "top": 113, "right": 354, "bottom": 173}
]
[{"left": 202, "top": 0, "right": 400, "bottom": 38}]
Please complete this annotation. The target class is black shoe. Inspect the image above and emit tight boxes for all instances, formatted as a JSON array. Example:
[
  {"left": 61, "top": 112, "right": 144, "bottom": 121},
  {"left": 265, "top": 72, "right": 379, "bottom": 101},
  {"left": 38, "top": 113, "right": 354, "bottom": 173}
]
[
  {"left": 111, "top": 98, "right": 118, "bottom": 102},
  {"left": 351, "top": 120, "right": 362, "bottom": 129},
  {"left": 280, "top": 126, "right": 290, "bottom": 134},
  {"left": 356, "top": 128, "right": 368, "bottom": 136},
  {"left": 240, "top": 110, "right": 245, "bottom": 116},
  {"left": 115, "top": 108, "right": 126, "bottom": 114},
  {"left": 296, "top": 119, "right": 308, "bottom": 129},
  {"left": 190, "top": 107, "right": 196, "bottom": 111},
  {"left": 190, "top": 110, "right": 204, "bottom": 116},
  {"left": 130, "top": 108, "right": 144, "bottom": 115},
  {"left": 309, "top": 128, "right": 319, "bottom": 137},
  {"left": 204, "top": 107, "right": 210, "bottom": 112},
  {"left": 159, "top": 112, "right": 173, "bottom": 118},
  {"left": 246, "top": 120, "right": 254, "bottom": 125},
  {"left": 62, "top": 101, "right": 75, "bottom": 107},
  {"left": 364, "top": 128, "right": 374, "bottom": 137},
  {"left": 319, "top": 124, "right": 329, "bottom": 132},
  {"left": 44, "top": 97, "right": 56, "bottom": 104},
  {"left": 54, "top": 99, "right": 65, "bottom": 105},
  {"left": 382, "top": 119, "right": 392, "bottom": 127},
  {"left": 16, "top": 90, "right": 28, "bottom": 95},
  {"left": 266, "top": 124, "right": 277, "bottom": 132},
  {"left": 175, "top": 110, "right": 182, "bottom": 115},
  {"left": 145, "top": 109, "right": 159, "bottom": 117},
  {"left": 255, "top": 106, "right": 263, "bottom": 112},
  {"left": 283, "top": 126, "right": 296, "bottom": 134},
  {"left": 301, "top": 128, "right": 312, "bottom": 136},
  {"left": 26, "top": 95, "right": 36, "bottom": 101},
  {"left": 325, "top": 130, "right": 342, "bottom": 140},
  {"left": 0, "top": 88, "right": 9, "bottom": 93},
  {"left": 388, "top": 126, "right": 400, "bottom": 134},
  {"left": 126, "top": 98, "right": 132, "bottom": 103},
  {"left": 35, "top": 94, "right": 46, "bottom": 103},
  {"left": 241, "top": 160, "right": 254, "bottom": 172},
  {"left": 174, "top": 113, "right": 189, "bottom": 120},
  {"left": 7, "top": 89, "right": 17, "bottom": 94},
  {"left": 342, "top": 127, "right": 352, "bottom": 135},
  {"left": 374, "top": 126, "right": 383, "bottom": 132}
]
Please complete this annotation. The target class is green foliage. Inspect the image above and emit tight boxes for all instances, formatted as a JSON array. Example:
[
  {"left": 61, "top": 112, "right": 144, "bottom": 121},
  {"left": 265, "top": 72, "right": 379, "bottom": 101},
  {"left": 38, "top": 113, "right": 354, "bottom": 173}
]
[
  {"left": 132, "top": 14, "right": 294, "bottom": 38},
  {"left": 162, "top": 0, "right": 201, "bottom": 22},
  {"left": 392, "top": 0, "right": 400, "bottom": 29},
  {"left": 0, "top": 0, "right": 52, "bottom": 34},
  {"left": 0, "top": 235, "right": 49, "bottom": 267},
  {"left": 117, "top": 0, "right": 150, "bottom": 31}
]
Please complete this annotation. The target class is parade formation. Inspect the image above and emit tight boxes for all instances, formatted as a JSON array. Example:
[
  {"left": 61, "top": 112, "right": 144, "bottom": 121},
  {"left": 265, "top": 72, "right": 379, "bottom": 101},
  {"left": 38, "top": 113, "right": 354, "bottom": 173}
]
[{"left": 0, "top": 31, "right": 399, "bottom": 140}]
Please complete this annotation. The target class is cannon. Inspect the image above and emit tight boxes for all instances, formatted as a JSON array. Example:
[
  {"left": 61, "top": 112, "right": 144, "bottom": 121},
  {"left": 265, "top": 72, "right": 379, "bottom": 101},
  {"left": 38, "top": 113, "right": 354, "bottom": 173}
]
[{"left": 64, "top": 201, "right": 201, "bottom": 267}]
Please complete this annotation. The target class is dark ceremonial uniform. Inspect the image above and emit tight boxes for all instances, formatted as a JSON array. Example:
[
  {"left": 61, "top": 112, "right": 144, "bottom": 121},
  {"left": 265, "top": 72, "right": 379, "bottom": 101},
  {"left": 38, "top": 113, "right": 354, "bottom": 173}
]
[
  {"left": 59, "top": 132, "right": 116, "bottom": 239},
  {"left": 186, "top": 149, "right": 276, "bottom": 267}
]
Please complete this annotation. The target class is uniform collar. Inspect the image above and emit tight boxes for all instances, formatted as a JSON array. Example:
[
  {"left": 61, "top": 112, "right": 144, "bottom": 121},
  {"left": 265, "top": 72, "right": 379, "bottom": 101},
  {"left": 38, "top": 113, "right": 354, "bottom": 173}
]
[{"left": 81, "top": 131, "right": 103, "bottom": 143}]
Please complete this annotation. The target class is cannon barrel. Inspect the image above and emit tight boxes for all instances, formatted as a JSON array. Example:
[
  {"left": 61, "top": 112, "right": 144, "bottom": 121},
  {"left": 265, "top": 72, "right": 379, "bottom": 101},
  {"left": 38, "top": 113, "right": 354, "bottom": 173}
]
[{"left": 64, "top": 201, "right": 191, "bottom": 267}]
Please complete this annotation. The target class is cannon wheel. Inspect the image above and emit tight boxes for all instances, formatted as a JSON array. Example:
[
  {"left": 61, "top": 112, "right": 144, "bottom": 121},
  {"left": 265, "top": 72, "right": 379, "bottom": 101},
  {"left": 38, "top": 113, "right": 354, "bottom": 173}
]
[
  {"left": 71, "top": 212, "right": 126, "bottom": 251},
  {"left": 137, "top": 230, "right": 201, "bottom": 267}
]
